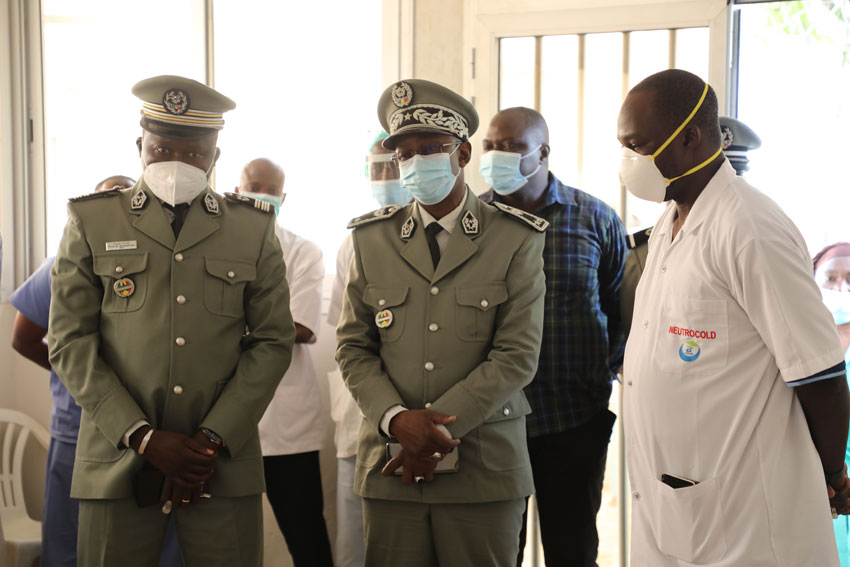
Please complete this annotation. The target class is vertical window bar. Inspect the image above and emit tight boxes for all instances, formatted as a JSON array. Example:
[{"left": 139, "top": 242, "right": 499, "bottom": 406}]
[
  {"left": 668, "top": 28, "right": 677, "bottom": 69},
  {"left": 728, "top": 9, "right": 741, "bottom": 117},
  {"left": 620, "top": 31, "right": 630, "bottom": 567},
  {"left": 533, "top": 36, "right": 542, "bottom": 111},
  {"left": 577, "top": 33, "right": 586, "bottom": 187}
]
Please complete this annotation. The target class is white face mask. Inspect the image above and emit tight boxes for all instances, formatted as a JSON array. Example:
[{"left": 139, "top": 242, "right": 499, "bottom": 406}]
[
  {"left": 619, "top": 82, "right": 722, "bottom": 203},
  {"left": 822, "top": 288, "right": 850, "bottom": 326},
  {"left": 143, "top": 161, "right": 209, "bottom": 206}
]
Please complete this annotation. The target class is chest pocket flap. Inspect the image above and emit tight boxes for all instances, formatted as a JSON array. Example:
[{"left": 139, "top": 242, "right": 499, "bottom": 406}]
[
  {"left": 363, "top": 286, "right": 409, "bottom": 342},
  {"left": 363, "top": 285, "right": 409, "bottom": 309},
  {"left": 93, "top": 252, "right": 148, "bottom": 277},
  {"left": 456, "top": 283, "right": 508, "bottom": 312},
  {"left": 205, "top": 258, "right": 257, "bottom": 284}
]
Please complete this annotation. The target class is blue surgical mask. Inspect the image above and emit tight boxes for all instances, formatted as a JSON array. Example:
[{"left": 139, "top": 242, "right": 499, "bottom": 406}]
[
  {"left": 370, "top": 179, "right": 411, "bottom": 207},
  {"left": 398, "top": 147, "right": 460, "bottom": 206},
  {"left": 822, "top": 288, "right": 850, "bottom": 325},
  {"left": 479, "top": 146, "right": 541, "bottom": 195},
  {"left": 240, "top": 191, "right": 283, "bottom": 216}
]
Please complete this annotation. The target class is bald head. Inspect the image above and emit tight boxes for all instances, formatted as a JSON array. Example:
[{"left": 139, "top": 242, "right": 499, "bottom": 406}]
[
  {"left": 628, "top": 69, "right": 721, "bottom": 148},
  {"left": 238, "top": 158, "right": 285, "bottom": 197},
  {"left": 491, "top": 107, "right": 549, "bottom": 146},
  {"left": 95, "top": 175, "right": 136, "bottom": 193}
]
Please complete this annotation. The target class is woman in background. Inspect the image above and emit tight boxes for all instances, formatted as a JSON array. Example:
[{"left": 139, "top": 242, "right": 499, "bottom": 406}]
[{"left": 814, "top": 242, "right": 850, "bottom": 567}]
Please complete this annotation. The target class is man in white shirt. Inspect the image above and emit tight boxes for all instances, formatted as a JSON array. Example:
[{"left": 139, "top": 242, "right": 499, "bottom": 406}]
[
  {"left": 618, "top": 68, "right": 850, "bottom": 566},
  {"left": 237, "top": 158, "right": 332, "bottom": 567}
]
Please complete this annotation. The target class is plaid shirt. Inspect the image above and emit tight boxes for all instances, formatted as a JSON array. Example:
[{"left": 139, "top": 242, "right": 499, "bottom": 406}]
[{"left": 482, "top": 173, "right": 627, "bottom": 437}]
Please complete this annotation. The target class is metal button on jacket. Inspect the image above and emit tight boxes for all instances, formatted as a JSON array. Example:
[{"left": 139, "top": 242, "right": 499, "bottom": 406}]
[
  {"left": 115, "top": 266, "right": 124, "bottom": 274},
  {"left": 430, "top": 286, "right": 439, "bottom": 295},
  {"left": 227, "top": 270, "right": 236, "bottom": 278},
  {"left": 175, "top": 337, "right": 186, "bottom": 346},
  {"left": 173, "top": 385, "right": 184, "bottom": 395},
  {"left": 424, "top": 362, "right": 434, "bottom": 371},
  {"left": 428, "top": 323, "right": 438, "bottom": 332},
  {"left": 174, "top": 253, "right": 184, "bottom": 262},
  {"left": 176, "top": 295, "right": 186, "bottom": 304}
]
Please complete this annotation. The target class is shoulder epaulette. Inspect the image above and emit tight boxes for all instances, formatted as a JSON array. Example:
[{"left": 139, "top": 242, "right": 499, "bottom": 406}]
[
  {"left": 491, "top": 202, "right": 549, "bottom": 232},
  {"left": 627, "top": 227, "right": 653, "bottom": 250},
  {"left": 224, "top": 192, "right": 273, "bottom": 214},
  {"left": 69, "top": 187, "right": 122, "bottom": 202},
  {"left": 347, "top": 205, "right": 403, "bottom": 229}
]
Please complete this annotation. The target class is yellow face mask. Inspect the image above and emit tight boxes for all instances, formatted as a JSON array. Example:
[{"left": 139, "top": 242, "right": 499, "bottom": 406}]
[{"left": 620, "top": 83, "right": 723, "bottom": 202}]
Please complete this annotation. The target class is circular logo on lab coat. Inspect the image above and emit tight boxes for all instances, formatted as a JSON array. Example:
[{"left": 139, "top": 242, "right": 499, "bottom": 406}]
[{"left": 679, "top": 340, "right": 700, "bottom": 362}]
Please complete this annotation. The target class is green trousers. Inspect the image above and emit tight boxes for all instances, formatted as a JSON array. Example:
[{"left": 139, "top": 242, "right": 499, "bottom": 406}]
[
  {"left": 362, "top": 497, "right": 525, "bottom": 567},
  {"left": 78, "top": 494, "right": 262, "bottom": 566}
]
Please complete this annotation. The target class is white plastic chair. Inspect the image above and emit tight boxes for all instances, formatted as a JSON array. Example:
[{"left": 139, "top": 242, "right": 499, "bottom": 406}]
[{"left": 0, "top": 408, "right": 50, "bottom": 567}]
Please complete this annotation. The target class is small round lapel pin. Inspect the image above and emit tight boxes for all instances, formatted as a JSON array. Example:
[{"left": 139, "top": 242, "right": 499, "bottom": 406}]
[
  {"left": 375, "top": 309, "right": 394, "bottom": 329},
  {"left": 113, "top": 277, "right": 135, "bottom": 298}
]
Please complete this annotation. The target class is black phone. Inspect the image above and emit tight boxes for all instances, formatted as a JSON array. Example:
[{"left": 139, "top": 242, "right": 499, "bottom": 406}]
[
  {"left": 660, "top": 473, "right": 698, "bottom": 489},
  {"left": 132, "top": 467, "right": 165, "bottom": 507}
]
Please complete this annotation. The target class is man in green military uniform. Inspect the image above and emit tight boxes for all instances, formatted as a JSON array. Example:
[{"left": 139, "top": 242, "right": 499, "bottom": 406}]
[
  {"left": 621, "top": 115, "right": 761, "bottom": 337},
  {"left": 47, "top": 75, "right": 295, "bottom": 566},
  {"left": 336, "top": 78, "right": 547, "bottom": 567}
]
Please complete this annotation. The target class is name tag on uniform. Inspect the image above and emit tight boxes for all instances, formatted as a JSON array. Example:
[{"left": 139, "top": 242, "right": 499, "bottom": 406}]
[{"left": 105, "top": 240, "right": 137, "bottom": 251}]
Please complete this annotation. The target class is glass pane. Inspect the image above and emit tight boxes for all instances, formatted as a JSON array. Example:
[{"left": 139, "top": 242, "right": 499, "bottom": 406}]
[
  {"left": 581, "top": 32, "right": 624, "bottom": 211},
  {"left": 499, "top": 37, "right": 536, "bottom": 110},
  {"left": 675, "top": 27, "right": 710, "bottom": 80},
  {"left": 628, "top": 29, "right": 669, "bottom": 90},
  {"left": 42, "top": 0, "right": 206, "bottom": 254},
  {"left": 214, "top": 1, "right": 382, "bottom": 272},
  {"left": 540, "top": 35, "right": 579, "bottom": 187},
  {"left": 737, "top": 1, "right": 850, "bottom": 254}
]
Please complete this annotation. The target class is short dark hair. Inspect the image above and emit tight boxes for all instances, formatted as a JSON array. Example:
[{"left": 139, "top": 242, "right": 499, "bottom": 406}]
[{"left": 630, "top": 69, "right": 721, "bottom": 148}]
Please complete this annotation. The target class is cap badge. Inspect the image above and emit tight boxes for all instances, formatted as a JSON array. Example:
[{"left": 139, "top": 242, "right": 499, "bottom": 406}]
[
  {"left": 113, "top": 277, "right": 135, "bottom": 298},
  {"left": 461, "top": 210, "right": 479, "bottom": 235},
  {"left": 204, "top": 193, "right": 219, "bottom": 214},
  {"left": 130, "top": 189, "right": 147, "bottom": 210},
  {"left": 400, "top": 216, "right": 416, "bottom": 239},
  {"left": 162, "top": 88, "right": 190, "bottom": 115},
  {"left": 391, "top": 82, "right": 413, "bottom": 108},
  {"left": 721, "top": 126, "right": 734, "bottom": 149},
  {"left": 375, "top": 309, "right": 394, "bottom": 329}
]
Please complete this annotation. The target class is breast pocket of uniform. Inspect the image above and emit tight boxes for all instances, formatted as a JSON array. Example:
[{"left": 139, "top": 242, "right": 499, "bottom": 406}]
[
  {"left": 455, "top": 283, "right": 508, "bottom": 342},
  {"left": 93, "top": 252, "right": 149, "bottom": 313},
  {"left": 654, "top": 295, "right": 729, "bottom": 377},
  {"left": 362, "top": 285, "right": 409, "bottom": 343},
  {"left": 204, "top": 258, "right": 257, "bottom": 318}
]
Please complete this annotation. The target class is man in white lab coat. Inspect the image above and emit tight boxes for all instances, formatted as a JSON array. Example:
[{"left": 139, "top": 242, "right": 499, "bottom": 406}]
[
  {"left": 619, "top": 68, "right": 850, "bottom": 567},
  {"left": 236, "top": 158, "right": 332, "bottom": 567}
]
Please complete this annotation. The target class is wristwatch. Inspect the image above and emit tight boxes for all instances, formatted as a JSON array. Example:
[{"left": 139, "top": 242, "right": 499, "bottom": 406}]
[{"left": 200, "top": 427, "right": 225, "bottom": 448}]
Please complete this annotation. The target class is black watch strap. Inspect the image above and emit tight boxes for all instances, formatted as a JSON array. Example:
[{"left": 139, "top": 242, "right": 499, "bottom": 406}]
[{"left": 200, "top": 427, "right": 225, "bottom": 447}]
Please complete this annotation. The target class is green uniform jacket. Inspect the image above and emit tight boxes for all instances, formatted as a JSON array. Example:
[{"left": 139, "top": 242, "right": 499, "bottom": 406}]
[
  {"left": 47, "top": 181, "right": 295, "bottom": 499},
  {"left": 336, "top": 190, "right": 546, "bottom": 504}
]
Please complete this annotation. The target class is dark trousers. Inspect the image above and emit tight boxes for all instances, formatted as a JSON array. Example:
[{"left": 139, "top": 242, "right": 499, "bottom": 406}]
[
  {"left": 517, "top": 409, "right": 617, "bottom": 567},
  {"left": 263, "top": 451, "right": 334, "bottom": 567}
]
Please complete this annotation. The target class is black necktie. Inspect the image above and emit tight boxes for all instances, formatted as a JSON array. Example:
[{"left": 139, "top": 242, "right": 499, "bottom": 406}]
[
  {"left": 425, "top": 223, "right": 443, "bottom": 269},
  {"left": 163, "top": 203, "right": 191, "bottom": 237}
]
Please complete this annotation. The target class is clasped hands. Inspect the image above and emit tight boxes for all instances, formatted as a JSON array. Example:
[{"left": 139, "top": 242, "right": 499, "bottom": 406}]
[
  {"left": 129, "top": 426, "right": 220, "bottom": 511},
  {"left": 382, "top": 409, "right": 461, "bottom": 485},
  {"left": 828, "top": 464, "right": 850, "bottom": 517}
]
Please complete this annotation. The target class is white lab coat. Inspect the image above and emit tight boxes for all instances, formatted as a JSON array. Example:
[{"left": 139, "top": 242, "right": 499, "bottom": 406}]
[
  {"left": 258, "top": 225, "right": 326, "bottom": 456},
  {"left": 624, "top": 161, "right": 844, "bottom": 566}
]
